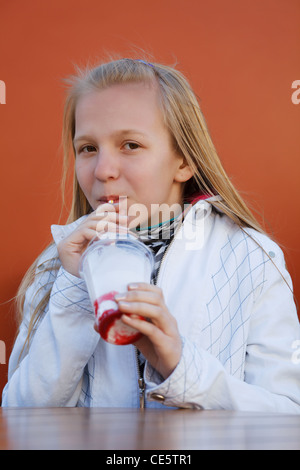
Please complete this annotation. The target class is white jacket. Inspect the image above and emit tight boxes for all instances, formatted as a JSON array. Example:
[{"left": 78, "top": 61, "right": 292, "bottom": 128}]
[{"left": 2, "top": 200, "right": 300, "bottom": 412}]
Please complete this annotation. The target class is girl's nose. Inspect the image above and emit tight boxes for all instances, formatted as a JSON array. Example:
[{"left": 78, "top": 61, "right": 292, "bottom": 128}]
[{"left": 94, "top": 149, "right": 120, "bottom": 181}]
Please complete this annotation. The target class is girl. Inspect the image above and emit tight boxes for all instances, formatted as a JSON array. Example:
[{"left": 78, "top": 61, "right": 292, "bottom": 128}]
[{"left": 2, "top": 58, "right": 300, "bottom": 411}]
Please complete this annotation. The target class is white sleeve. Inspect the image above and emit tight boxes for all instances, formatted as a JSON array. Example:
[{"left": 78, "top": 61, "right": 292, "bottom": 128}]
[
  {"left": 145, "top": 248, "right": 300, "bottom": 413},
  {"left": 2, "top": 266, "right": 99, "bottom": 407}
]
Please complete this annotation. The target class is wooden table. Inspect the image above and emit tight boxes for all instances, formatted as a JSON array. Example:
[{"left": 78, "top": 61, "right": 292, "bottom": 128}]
[{"left": 0, "top": 407, "right": 300, "bottom": 450}]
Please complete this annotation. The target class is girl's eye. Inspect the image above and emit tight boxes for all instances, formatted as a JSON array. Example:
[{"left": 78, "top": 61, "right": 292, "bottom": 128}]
[
  {"left": 123, "top": 142, "right": 140, "bottom": 151},
  {"left": 80, "top": 145, "right": 97, "bottom": 153}
]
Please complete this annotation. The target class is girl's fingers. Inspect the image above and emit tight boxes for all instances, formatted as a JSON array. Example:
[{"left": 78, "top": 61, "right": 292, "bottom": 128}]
[
  {"left": 121, "top": 313, "right": 164, "bottom": 340},
  {"left": 116, "top": 287, "right": 174, "bottom": 332},
  {"left": 95, "top": 199, "right": 128, "bottom": 219},
  {"left": 72, "top": 211, "right": 129, "bottom": 242},
  {"left": 86, "top": 212, "right": 129, "bottom": 227},
  {"left": 115, "top": 283, "right": 181, "bottom": 380},
  {"left": 75, "top": 227, "right": 101, "bottom": 245},
  {"left": 115, "top": 289, "right": 159, "bottom": 306},
  {"left": 95, "top": 202, "right": 120, "bottom": 214},
  {"left": 96, "top": 220, "right": 129, "bottom": 236},
  {"left": 118, "top": 283, "right": 165, "bottom": 310},
  {"left": 117, "top": 299, "right": 162, "bottom": 318},
  {"left": 127, "top": 282, "right": 160, "bottom": 292}
]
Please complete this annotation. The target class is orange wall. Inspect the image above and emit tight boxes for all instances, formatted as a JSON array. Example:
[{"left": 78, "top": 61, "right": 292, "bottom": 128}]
[{"left": 0, "top": 0, "right": 299, "bottom": 397}]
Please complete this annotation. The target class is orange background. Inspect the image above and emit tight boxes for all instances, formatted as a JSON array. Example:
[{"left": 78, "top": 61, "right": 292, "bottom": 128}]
[{"left": 0, "top": 0, "right": 299, "bottom": 398}]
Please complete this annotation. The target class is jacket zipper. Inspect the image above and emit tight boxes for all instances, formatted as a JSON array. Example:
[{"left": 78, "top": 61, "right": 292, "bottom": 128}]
[{"left": 135, "top": 346, "right": 145, "bottom": 409}]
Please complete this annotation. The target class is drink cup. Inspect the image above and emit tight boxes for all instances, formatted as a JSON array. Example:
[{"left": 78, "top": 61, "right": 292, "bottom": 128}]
[{"left": 79, "top": 233, "right": 154, "bottom": 345}]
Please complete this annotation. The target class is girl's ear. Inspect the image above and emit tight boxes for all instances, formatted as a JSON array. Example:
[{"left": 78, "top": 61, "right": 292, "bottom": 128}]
[{"left": 174, "top": 158, "right": 194, "bottom": 183}]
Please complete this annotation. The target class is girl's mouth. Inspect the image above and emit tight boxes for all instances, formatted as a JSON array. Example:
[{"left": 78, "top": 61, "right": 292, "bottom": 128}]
[{"left": 99, "top": 196, "right": 120, "bottom": 204}]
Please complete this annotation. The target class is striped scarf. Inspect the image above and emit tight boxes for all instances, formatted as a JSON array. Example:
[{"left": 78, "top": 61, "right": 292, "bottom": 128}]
[{"left": 133, "top": 214, "right": 183, "bottom": 284}]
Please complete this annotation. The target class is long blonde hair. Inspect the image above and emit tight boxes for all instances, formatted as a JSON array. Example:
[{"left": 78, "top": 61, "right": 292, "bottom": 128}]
[{"left": 16, "top": 57, "right": 266, "bottom": 351}]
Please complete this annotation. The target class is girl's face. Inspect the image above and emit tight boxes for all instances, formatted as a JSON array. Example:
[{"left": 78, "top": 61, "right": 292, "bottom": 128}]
[{"left": 73, "top": 82, "right": 193, "bottom": 226}]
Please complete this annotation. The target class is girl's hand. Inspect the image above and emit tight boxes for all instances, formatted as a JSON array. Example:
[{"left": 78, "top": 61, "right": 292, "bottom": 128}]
[
  {"left": 57, "top": 203, "right": 129, "bottom": 277},
  {"left": 115, "top": 283, "right": 182, "bottom": 380}
]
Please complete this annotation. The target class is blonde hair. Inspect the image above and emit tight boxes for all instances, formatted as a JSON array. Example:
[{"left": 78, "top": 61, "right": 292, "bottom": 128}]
[{"left": 16, "top": 56, "right": 267, "bottom": 352}]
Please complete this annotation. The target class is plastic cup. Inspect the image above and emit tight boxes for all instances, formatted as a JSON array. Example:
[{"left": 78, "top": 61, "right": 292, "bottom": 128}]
[{"left": 79, "top": 233, "right": 154, "bottom": 345}]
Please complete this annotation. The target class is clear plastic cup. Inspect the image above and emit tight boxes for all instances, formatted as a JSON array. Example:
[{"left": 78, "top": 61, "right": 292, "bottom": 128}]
[{"left": 79, "top": 233, "right": 154, "bottom": 345}]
